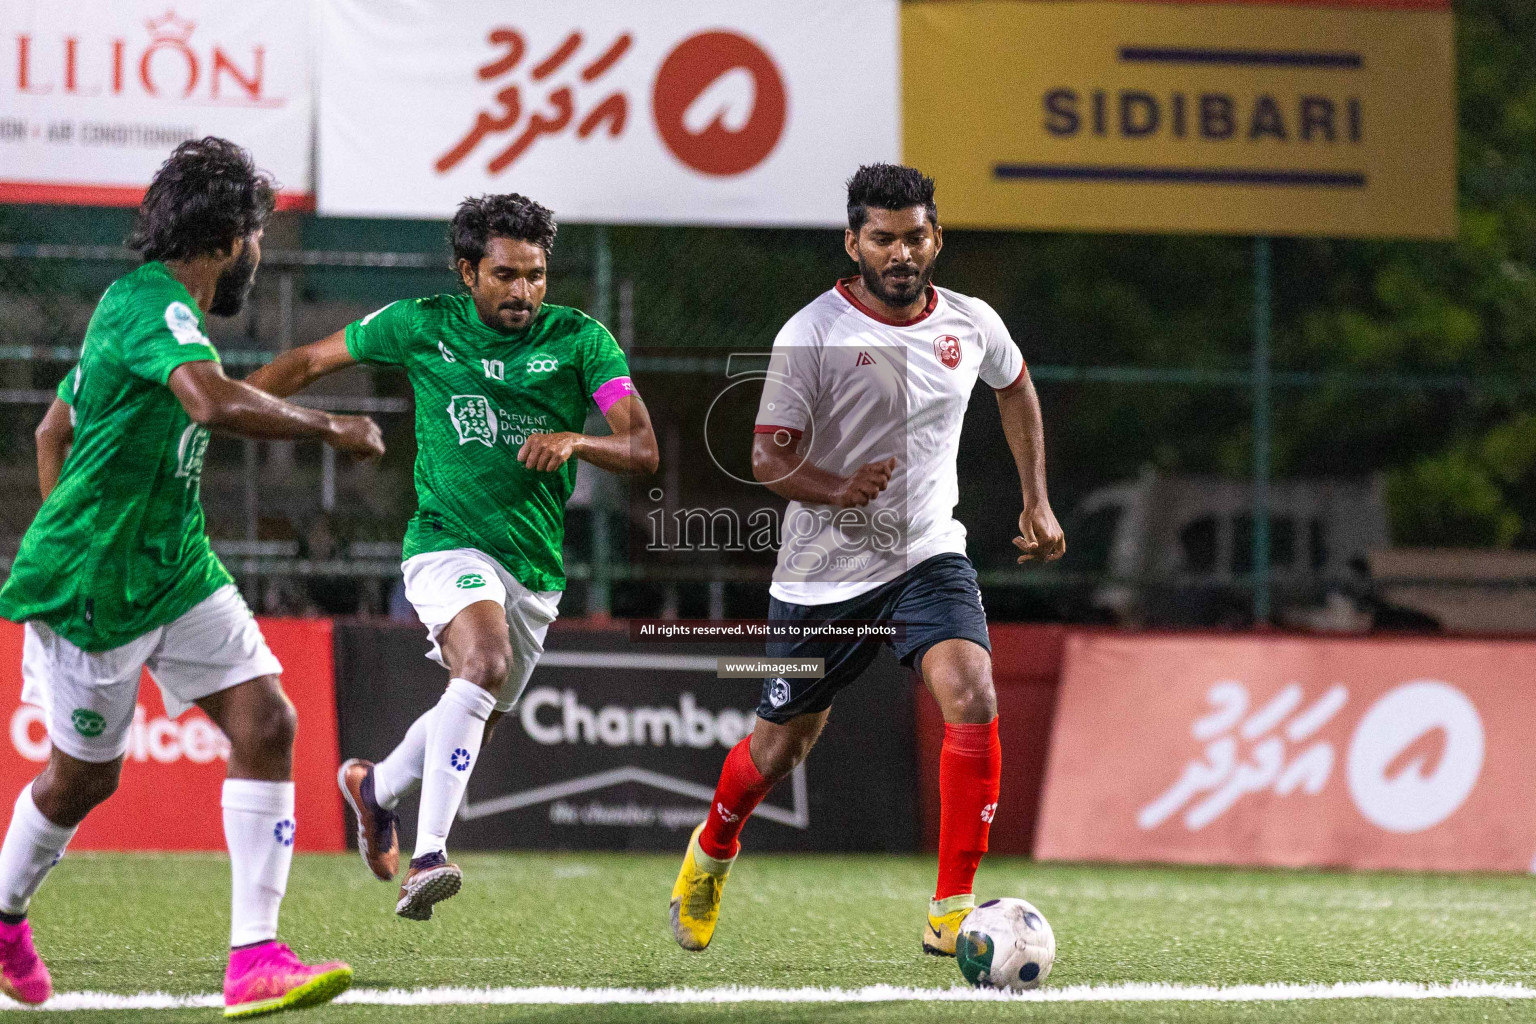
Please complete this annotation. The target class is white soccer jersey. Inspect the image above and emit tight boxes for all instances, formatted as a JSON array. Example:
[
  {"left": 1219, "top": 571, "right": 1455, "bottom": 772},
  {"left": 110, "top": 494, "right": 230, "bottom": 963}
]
[{"left": 755, "top": 278, "right": 1026, "bottom": 605}]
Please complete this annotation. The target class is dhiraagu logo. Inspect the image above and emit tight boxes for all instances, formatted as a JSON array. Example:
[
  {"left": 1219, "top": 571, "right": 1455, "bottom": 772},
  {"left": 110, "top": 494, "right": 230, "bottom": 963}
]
[
  {"left": 526, "top": 355, "right": 560, "bottom": 377},
  {"left": 71, "top": 708, "right": 105, "bottom": 737},
  {"left": 455, "top": 573, "right": 486, "bottom": 589},
  {"left": 448, "top": 395, "right": 498, "bottom": 447}
]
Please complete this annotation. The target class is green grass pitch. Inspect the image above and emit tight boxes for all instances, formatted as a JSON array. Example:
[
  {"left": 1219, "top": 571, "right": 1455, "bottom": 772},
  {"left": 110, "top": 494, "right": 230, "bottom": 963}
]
[{"left": 3, "top": 850, "right": 1535, "bottom": 1022}]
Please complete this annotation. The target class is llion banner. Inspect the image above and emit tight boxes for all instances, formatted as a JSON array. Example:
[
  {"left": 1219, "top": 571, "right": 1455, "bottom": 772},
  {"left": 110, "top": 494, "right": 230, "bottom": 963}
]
[
  {"left": 0, "top": 0, "right": 314, "bottom": 207},
  {"left": 903, "top": 0, "right": 1455, "bottom": 238},
  {"left": 1035, "top": 634, "right": 1536, "bottom": 872}
]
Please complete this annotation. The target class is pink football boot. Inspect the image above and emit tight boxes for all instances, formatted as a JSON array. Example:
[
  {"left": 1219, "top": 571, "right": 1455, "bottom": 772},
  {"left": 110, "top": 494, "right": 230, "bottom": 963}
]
[
  {"left": 0, "top": 919, "right": 51, "bottom": 1005},
  {"left": 223, "top": 941, "right": 352, "bottom": 1018}
]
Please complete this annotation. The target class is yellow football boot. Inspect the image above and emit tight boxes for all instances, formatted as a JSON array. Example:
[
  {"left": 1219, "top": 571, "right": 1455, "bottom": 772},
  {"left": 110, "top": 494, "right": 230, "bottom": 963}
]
[
  {"left": 669, "top": 822, "right": 735, "bottom": 951},
  {"left": 922, "top": 893, "right": 976, "bottom": 956}
]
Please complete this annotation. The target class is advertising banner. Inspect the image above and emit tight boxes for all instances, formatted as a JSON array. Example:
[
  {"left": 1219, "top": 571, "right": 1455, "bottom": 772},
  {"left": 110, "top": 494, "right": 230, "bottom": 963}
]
[
  {"left": 334, "top": 623, "right": 918, "bottom": 852},
  {"left": 1035, "top": 633, "right": 1536, "bottom": 872},
  {"left": 0, "top": 1, "right": 314, "bottom": 207},
  {"left": 318, "top": 0, "right": 899, "bottom": 224},
  {"left": 0, "top": 619, "right": 343, "bottom": 852},
  {"left": 902, "top": 0, "right": 1455, "bottom": 238}
]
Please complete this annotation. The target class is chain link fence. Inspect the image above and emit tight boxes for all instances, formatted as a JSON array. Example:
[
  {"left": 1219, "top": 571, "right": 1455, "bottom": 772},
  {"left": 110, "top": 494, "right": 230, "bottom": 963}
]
[{"left": 3, "top": 205, "right": 1534, "bottom": 631}]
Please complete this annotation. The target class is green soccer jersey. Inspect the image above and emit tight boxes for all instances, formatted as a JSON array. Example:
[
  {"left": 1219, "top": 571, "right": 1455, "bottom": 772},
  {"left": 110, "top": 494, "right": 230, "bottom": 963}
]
[
  {"left": 0, "top": 263, "right": 232, "bottom": 651},
  {"left": 57, "top": 365, "right": 78, "bottom": 405},
  {"left": 345, "top": 293, "right": 631, "bottom": 592}
]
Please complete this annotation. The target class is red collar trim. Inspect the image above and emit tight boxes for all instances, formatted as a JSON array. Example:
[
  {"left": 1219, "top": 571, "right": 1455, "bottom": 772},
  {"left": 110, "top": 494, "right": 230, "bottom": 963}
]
[{"left": 835, "top": 277, "right": 939, "bottom": 327}]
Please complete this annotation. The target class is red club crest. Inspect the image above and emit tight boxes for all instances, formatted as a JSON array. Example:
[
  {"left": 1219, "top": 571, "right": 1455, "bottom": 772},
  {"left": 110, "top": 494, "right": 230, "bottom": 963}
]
[{"left": 934, "top": 334, "right": 961, "bottom": 370}]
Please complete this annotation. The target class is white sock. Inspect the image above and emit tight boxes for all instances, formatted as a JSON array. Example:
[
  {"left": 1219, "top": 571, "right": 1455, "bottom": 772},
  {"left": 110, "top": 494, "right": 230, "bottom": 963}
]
[
  {"left": 372, "top": 705, "right": 436, "bottom": 810},
  {"left": 414, "top": 679, "right": 495, "bottom": 860},
  {"left": 0, "top": 783, "right": 77, "bottom": 917},
  {"left": 222, "top": 779, "right": 295, "bottom": 948}
]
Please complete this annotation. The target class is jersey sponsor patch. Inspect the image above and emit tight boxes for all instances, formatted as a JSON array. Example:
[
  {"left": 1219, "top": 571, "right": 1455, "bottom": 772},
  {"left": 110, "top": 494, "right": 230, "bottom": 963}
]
[
  {"left": 164, "top": 301, "right": 210, "bottom": 346},
  {"left": 447, "top": 394, "right": 498, "bottom": 447},
  {"left": 526, "top": 355, "right": 560, "bottom": 376}
]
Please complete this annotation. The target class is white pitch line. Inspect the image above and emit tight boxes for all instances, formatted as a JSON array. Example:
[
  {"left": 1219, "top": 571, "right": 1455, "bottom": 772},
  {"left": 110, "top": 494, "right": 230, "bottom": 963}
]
[{"left": 4, "top": 981, "right": 1536, "bottom": 1011}]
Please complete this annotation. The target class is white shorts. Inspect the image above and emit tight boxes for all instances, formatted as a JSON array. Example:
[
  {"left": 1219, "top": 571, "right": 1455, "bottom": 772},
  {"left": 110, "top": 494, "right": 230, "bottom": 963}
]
[
  {"left": 401, "top": 548, "right": 561, "bottom": 712},
  {"left": 20, "top": 584, "right": 282, "bottom": 764}
]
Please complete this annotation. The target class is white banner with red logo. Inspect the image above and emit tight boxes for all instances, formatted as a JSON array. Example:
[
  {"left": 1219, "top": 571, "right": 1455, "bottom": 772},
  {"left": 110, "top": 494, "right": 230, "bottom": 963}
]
[
  {"left": 317, "top": 0, "right": 899, "bottom": 225},
  {"left": 0, "top": 1, "right": 313, "bottom": 207},
  {"left": 1035, "top": 633, "right": 1536, "bottom": 873}
]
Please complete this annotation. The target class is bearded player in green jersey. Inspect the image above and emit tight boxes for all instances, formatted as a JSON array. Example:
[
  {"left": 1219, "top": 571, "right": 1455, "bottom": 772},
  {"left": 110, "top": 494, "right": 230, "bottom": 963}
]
[
  {"left": 248, "top": 194, "right": 658, "bottom": 920},
  {"left": 0, "top": 138, "right": 383, "bottom": 1015}
]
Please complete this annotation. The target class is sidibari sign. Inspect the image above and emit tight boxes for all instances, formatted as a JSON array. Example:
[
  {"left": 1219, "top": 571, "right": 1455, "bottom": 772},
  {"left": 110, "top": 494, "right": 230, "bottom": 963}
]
[
  {"left": 1035, "top": 634, "right": 1536, "bottom": 872},
  {"left": 902, "top": 0, "right": 1455, "bottom": 238}
]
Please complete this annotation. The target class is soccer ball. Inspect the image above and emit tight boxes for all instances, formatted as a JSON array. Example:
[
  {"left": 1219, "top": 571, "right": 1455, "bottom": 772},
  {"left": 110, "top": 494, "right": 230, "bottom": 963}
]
[{"left": 954, "top": 897, "right": 1056, "bottom": 991}]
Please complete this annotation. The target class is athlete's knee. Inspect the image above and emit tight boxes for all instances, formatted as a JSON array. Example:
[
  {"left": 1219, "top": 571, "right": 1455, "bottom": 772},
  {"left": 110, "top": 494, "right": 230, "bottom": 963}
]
[
  {"left": 928, "top": 647, "right": 997, "bottom": 724},
  {"left": 457, "top": 642, "right": 513, "bottom": 692},
  {"left": 33, "top": 756, "right": 121, "bottom": 827},
  {"left": 749, "top": 722, "right": 820, "bottom": 780},
  {"left": 229, "top": 690, "right": 297, "bottom": 759}
]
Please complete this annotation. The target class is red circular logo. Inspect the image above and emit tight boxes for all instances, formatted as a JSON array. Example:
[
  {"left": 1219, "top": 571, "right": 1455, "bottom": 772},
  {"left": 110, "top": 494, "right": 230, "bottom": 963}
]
[
  {"left": 652, "top": 31, "right": 788, "bottom": 177},
  {"left": 934, "top": 335, "right": 962, "bottom": 370}
]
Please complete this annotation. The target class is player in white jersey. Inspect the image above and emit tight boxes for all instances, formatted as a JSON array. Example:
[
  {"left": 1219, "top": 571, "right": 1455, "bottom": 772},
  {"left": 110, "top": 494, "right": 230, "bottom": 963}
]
[{"left": 670, "top": 164, "right": 1065, "bottom": 957}]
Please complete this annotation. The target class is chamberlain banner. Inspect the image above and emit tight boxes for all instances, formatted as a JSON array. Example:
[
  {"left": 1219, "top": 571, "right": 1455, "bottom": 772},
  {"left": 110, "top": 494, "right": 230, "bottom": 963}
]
[
  {"left": 0, "top": 619, "right": 344, "bottom": 852},
  {"left": 902, "top": 0, "right": 1455, "bottom": 238},
  {"left": 334, "top": 624, "right": 919, "bottom": 852},
  {"left": 1035, "top": 633, "right": 1536, "bottom": 872},
  {"left": 318, "top": 0, "right": 899, "bottom": 224},
  {"left": 0, "top": 0, "right": 314, "bottom": 207}
]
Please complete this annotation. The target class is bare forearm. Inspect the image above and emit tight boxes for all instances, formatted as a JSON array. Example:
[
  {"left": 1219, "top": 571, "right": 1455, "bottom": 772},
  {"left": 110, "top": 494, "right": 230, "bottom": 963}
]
[
  {"left": 756, "top": 446, "right": 848, "bottom": 505},
  {"left": 574, "top": 429, "right": 658, "bottom": 475},
  {"left": 998, "top": 375, "right": 1049, "bottom": 502},
  {"left": 34, "top": 399, "right": 73, "bottom": 500},
  {"left": 36, "top": 437, "right": 68, "bottom": 500},
  {"left": 244, "top": 349, "right": 320, "bottom": 399},
  {"left": 193, "top": 378, "right": 338, "bottom": 442},
  {"left": 245, "top": 331, "right": 354, "bottom": 399}
]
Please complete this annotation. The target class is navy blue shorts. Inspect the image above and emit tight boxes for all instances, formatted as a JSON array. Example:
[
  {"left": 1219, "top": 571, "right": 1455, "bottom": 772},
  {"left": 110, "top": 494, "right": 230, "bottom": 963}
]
[{"left": 756, "top": 552, "right": 991, "bottom": 723}]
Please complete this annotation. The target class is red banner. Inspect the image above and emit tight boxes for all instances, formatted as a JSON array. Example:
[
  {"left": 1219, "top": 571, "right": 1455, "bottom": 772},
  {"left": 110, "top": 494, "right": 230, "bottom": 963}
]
[
  {"left": 1035, "top": 633, "right": 1536, "bottom": 872},
  {"left": 0, "top": 619, "right": 343, "bottom": 852}
]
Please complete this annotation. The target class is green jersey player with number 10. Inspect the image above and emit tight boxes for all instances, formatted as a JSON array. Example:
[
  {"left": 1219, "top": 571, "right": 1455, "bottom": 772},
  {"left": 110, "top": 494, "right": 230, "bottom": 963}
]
[{"left": 248, "top": 194, "right": 658, "bottom": 921}]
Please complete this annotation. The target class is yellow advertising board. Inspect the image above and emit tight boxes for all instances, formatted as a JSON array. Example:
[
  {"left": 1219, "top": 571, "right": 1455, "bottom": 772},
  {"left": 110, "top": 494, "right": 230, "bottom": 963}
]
[{"left": 902, "top": 1, "right": 1456, "bottom": 238}]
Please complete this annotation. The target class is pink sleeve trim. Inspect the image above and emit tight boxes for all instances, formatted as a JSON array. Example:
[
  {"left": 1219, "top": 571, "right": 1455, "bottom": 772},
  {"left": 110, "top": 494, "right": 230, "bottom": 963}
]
[{"left": 593, "top": 376, "right": 638, "bottom": 414}]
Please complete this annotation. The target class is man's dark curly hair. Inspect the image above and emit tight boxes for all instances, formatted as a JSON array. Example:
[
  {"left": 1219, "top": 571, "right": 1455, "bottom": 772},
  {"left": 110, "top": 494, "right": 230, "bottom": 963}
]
[
  {"left": 846, "top": 163, "right": 938, "bottom": 233},
  {"left": 126, "top": 137, "right": 277, "bottom": 262},
  {"left": 449, "top": 193, "right": 558, "bottom": 272}
]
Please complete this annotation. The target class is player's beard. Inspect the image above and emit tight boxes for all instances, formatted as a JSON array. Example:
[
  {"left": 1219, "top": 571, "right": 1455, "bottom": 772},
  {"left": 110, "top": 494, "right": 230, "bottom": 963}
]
[
  {"left": 208, "top": 244, "right": 259, "bottom": 317},
  {"left": 857, "top": 254, "right": 935, "bottom": 309}
]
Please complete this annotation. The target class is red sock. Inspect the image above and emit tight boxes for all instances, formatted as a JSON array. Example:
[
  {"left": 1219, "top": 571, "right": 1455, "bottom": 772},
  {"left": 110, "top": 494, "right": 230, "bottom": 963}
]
[
  {"left": 935, "top": 718, "right": 1001, "bottom": 900},
  {"left": 698, "top": 737, "right": 776, "bottom": 860}
]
